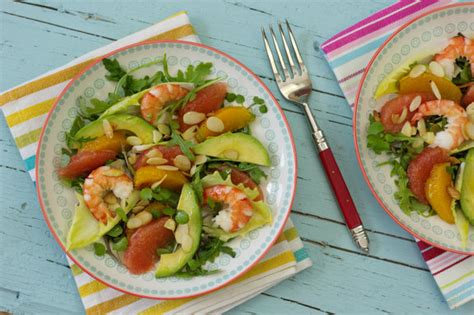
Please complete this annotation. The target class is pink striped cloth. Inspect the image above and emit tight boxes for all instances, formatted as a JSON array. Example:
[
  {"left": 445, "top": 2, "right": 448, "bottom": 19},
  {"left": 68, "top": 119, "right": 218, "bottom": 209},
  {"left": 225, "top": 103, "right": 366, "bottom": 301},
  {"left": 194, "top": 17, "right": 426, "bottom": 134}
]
[{"left": 320, "top": 0, "right": 473, "bottom": 309}]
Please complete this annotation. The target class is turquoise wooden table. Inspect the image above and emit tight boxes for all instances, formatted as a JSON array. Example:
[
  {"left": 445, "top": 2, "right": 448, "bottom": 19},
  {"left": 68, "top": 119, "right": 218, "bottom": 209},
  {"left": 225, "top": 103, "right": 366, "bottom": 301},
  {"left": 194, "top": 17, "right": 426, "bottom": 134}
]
[{"left": 1, "top": 1, "right": 473, "bottom": 314}]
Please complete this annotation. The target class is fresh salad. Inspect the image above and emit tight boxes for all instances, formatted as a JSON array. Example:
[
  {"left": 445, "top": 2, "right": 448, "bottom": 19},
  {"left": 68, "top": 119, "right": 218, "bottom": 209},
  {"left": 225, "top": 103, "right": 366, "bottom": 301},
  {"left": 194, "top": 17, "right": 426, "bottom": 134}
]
[
  {"left": 58, "top": 54, "right": 274, "bottom": 277},
  {"left": 367, "top": 34, "right": 474, "bottom": 247}
]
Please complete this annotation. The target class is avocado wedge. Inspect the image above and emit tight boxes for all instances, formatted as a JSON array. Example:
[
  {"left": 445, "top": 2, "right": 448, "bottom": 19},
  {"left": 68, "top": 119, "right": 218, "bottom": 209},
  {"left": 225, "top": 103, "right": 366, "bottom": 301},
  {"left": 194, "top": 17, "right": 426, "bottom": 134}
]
[
  {"left": 73, "top": 114, "right": 155, "bottom": 148},
  {"left": 460, "top": 149, "right": 474, "bottom": 225},
  {"left": 155, "top": 184, "right": 201, "bottom": 277},
  {"left": 194, "top": 133, "right": 271, "bottom": 166},
  {"left": 451, "top": 163, "right": 470, "bottom": 248}
]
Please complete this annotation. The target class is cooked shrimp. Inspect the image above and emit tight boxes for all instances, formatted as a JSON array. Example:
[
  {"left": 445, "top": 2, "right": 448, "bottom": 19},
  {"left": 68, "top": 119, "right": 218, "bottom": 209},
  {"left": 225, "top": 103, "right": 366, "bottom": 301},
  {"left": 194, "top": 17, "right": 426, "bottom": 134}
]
[
  {"left": 83, "top": 166, "right": 133, "bottom": 224},
  {"left": 204, "top": 185, "right": 254, "bottom": 232},
  {"left": 140, "top": 83, "right": 189, "bottom": 125},
  {"left": 412, "top": 100, "right": 469, "bottom": 150},
  {"left": 434, "top": 35, "right": 474, "bottom": 76}
]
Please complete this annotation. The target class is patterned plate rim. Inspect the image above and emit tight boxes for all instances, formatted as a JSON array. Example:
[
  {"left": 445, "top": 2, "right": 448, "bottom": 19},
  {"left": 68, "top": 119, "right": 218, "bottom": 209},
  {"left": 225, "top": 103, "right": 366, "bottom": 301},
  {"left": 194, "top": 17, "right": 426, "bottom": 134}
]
[
  {"left": 35, "top": 39, "right": 299, "bottom": 299},
  {"left": 353, "top": 2, "right": 474, "bottom": 255}
]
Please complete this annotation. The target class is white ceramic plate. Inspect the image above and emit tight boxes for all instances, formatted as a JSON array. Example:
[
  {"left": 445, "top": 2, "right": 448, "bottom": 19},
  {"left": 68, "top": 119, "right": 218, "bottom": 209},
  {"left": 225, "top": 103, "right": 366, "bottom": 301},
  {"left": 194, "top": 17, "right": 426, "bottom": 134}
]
[
  {"left": 36, "top": 40, "right": 297, "bottom": 298},
  {"left": 354, "top": 3, "right": 474, "bottom": 254}
]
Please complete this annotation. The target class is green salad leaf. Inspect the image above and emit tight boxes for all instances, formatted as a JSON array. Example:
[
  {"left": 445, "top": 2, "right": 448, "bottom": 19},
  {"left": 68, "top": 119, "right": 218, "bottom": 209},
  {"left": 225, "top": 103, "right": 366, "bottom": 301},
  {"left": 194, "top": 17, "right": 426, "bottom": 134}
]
[
  {"left": 366, "top": 113, "right": 435, "bottom": 216},
  {"left": 453, "top": 56, "right": 472, "bottom": 85},
  {"left": 174, "top": 237, "right": 236, "bottom": 278},
  {"left": 168, "top": 130, "right": 195, "bottom": 161},
  {"left": 103, "top": 58, "right": 127, "bottom": 81}
]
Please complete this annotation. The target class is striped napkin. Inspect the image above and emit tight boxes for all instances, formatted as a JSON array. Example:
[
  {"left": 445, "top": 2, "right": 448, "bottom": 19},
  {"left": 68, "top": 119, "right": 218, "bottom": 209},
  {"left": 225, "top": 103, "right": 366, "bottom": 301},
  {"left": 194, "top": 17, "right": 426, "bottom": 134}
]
[
  {"left": 320, "top": 0, "right": 473, "bottom": 309},
  {"left": 0, "top": 11, "right": 311, "bottom": 314}
]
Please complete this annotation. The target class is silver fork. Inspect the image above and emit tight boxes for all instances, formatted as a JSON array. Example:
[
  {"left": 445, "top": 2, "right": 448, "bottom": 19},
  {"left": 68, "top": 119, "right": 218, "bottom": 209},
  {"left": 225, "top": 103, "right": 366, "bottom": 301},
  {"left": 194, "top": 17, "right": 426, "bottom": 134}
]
[{"left": 262, "top": 20, "right": 369, "bottom": 253}]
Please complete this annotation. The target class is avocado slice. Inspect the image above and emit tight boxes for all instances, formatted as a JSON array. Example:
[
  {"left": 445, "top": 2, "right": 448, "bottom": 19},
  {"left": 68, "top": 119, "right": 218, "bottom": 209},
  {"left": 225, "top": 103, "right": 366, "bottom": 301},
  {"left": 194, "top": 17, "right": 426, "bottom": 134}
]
[
  {"left": 451, "top": 163, "right": 470, "bottom": 247},
  {"left": 460, "top": 149, "right": 474, "bottom": 225},
  {"left": 155, "top": 184, "right": 201, "bottom": 278},
  {"left": 194, "top": 133, "right": 271, "bottom": 166},
  {"left": 73, "top": 114, "right": 155, "bottom": 147}
]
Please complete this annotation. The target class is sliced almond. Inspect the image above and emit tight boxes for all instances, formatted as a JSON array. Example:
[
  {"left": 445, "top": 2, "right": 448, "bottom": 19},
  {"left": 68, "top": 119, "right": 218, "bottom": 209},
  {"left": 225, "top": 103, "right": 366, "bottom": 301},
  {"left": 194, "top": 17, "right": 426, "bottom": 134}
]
[
  {"left": 183, "top": 111, "right": 206, "bottom": 125},
  {"left": 102, "top": 168, "right": 124, "bottom": 177},
  {"left": 155, "top": 165, "right": 179, "bottom": 171},
  {"left": 173, "top": 155, "right": 191, "bottom": 171},
  {"left": 127, "top": 136, "right": 143, "bottom": 146},
  {"left": 195, "top": 155, "right": 207, "bottom": 165},
  {"left": 206, "top": 116, "right": 225, "bottom": 133},
  {"left": 174, "top": 223, "right": 189, "bottom": 244},
  {"left": 145, "top": 149, "right": 163, "bottom": 158},
  {"left": 136, "top": 210, "right": 152, "bottom": 225},
  {"left": 401, "top": 121, "right": 412, "bottom": 137},
  {"left": 190, "top": 164, "right": 197, "bottom": 176},
  {"left": 182, "top": 126, "right": 198, "bottom": 141},
  {"left": 157, "top": 123, "right": 171, "bottom": 136},
  {"left": 417, "top": 118, "right": 426, "bottom": 136},
  {"left": 153, "top": 130, "right": 163, "bottom": 144},
  {"left": 151, "top": 174, "right": 168, "bottom": 190},
  {"left": 447, "top": 186, "right": 461, "bottom": 200},
  {"left": 409, "top": 64, "right": 426, "bottom": 78},
  {"left": 430, "top": 80, "right": 441, "bottom": 100},
  {"left": 102, "top": 119, "right": 114, "bottom": 139},
  {"left": 181, "top": 234, "right": 193, "bottom": 253},
  {"left": 127, "top": 217, "right": 142, "bottom": 229},
  {"left": 423, "top": 131, "right": 435, "bottom": 144},
  {"left": 146, "top": 157, "right": 168, "bottom": 165},
  {"left": 128, "top": 154, "right": 137, "bottom": 165},
  {"left": 429, "top": 61, "right": 444, "bottom": 78},
  {"left": 464, "top": 122, "right": 474, "bottom": 140},
  {"left": 223, "top": 149, "right": 239, "bottom": 160},
  {"left": 398, "top": 107, "right": 408, "bottom": 124},
  {"left": 409, "top": 95, "right": 422, "bottom": 112},
  {"left": 164, "top": 218, "right": 176, "bottom": 231},
  {"left": 132, "top": 144, "right": 156, "bottom": 152}
]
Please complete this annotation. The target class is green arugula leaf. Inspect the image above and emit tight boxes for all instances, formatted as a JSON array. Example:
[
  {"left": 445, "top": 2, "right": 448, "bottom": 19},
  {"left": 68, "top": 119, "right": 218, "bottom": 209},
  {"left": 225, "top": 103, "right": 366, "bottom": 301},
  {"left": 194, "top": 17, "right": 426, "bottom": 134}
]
[
  {"left": 174, "top": 237, "right": 236, "bottom": 277},
  {"left": 103, "top": 58, "right": 127, "bottom": 82},
  {"left": 191, "top": 164, "right": 204, "bottom": 204},
  {"left": 168, "top": 130, "right": 195, "bottom": 161},
  {"left": 184, "top": 62, "right": 213, "bottom": 85},
  {"left": 235, "top": 162, "right": 267, "bottom": 184}
]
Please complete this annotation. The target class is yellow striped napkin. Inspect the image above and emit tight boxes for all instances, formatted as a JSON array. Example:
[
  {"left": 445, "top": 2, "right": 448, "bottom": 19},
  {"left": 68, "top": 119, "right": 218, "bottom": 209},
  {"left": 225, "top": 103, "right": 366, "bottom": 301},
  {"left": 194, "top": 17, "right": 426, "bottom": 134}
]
[{"left": 0, "top": 11, "right": 312, "bottom": 314}]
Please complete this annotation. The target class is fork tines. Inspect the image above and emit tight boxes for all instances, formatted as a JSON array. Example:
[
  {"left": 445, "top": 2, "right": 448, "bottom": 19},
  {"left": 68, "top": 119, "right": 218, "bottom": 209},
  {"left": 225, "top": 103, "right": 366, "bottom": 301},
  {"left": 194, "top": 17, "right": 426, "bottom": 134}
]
[{"left": 262, "top": 20, "right": 306, "bottom": 82}]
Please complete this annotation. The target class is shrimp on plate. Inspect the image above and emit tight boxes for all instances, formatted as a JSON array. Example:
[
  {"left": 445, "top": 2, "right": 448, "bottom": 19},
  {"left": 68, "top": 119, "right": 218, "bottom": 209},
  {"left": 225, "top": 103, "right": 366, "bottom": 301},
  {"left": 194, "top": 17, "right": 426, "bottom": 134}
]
[
  {"left": 140, "top": 83, "right": 189, "bottom": 125},
  {"left": 434, "top": 35, "right": 474, "bottom": 77},
  {"left": 83, "top": 166, "right": 134, "bottom": 224},
  {"left": 412, "top": 100, "right": 469, "bottom": 150},
  {"left": 204, "top": 185, "right": 254, "bottom": 233}
]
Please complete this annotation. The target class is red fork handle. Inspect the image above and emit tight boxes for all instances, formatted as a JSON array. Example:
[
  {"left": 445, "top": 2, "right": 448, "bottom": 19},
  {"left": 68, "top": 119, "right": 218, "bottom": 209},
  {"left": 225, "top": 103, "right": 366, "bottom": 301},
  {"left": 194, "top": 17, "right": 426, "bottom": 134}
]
[{"left": 318, "top": 148, "right": 362, "bottom": 229}]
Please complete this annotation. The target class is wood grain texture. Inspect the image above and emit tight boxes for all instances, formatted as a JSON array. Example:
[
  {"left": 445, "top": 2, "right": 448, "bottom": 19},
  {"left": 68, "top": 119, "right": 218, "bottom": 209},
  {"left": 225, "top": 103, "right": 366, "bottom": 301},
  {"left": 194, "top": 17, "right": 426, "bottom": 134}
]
[{"left": 0, "top": 0, "right": 472, "bottom": 314}]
